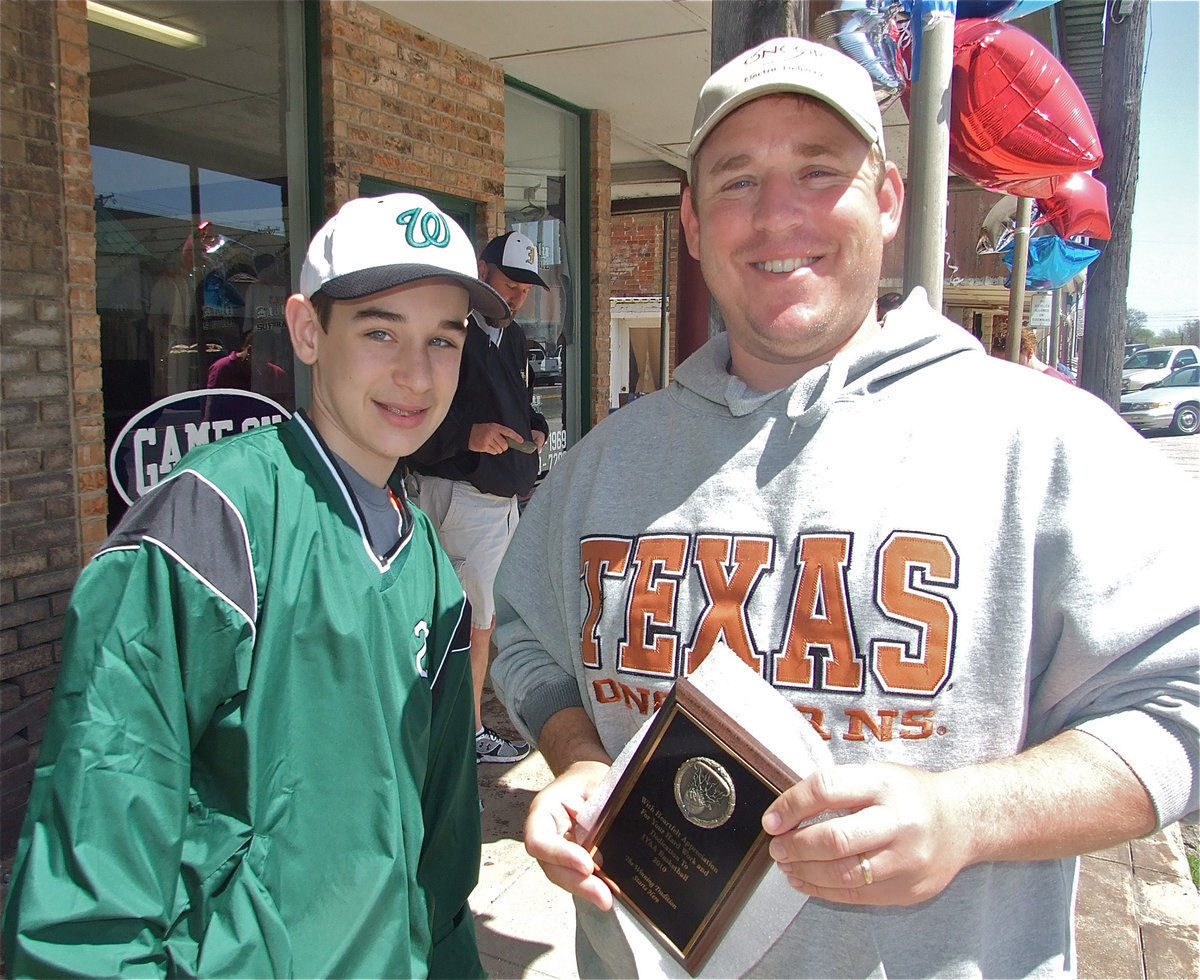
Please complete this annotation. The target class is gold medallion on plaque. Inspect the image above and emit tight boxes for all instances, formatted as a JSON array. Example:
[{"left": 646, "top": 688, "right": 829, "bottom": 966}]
[{"left": 673, "top": 756, "right": 736, "bottom": 828}]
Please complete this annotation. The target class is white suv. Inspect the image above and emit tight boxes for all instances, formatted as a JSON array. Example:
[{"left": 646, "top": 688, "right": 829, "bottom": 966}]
[{"left": 1122, "top": 345, "right": 1200, "bottom": 393}]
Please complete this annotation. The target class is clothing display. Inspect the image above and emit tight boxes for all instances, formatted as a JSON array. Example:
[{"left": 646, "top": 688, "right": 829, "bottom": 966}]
[
  {"left": 406, "top": 311, "right": 548, "bottom": 499},
  {"left": 491, "top": 291, "right": 1199, "bottom": 978},
  {"left": 205, "top": 344, "right": 290, "bottom": 400},
  {"left": 3, "top": 412, "right": 482, "bottom": 978}
]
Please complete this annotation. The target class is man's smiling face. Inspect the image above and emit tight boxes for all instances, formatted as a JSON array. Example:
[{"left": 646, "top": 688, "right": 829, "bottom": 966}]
[{"left": 682, "top": 94, "right": 903, "bottom": 392}]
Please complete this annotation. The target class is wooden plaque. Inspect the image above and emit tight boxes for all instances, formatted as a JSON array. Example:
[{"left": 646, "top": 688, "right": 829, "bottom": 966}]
[{"left": 578, "top": 676, "right": 800, "bottom": 976}]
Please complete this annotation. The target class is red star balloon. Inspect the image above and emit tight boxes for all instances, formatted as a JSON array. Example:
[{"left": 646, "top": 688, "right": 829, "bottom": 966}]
[
  {"left": 1037, "top": 172, "right": 1111, "bottom": 241},
  {"left": 901, "top": 19, "right": 1102, "bottom": 193}
]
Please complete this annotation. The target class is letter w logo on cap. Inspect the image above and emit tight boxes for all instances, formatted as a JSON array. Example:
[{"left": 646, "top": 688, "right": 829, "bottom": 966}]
[{"left": 396, "top": 207, "right": 451, "bottom": 248}]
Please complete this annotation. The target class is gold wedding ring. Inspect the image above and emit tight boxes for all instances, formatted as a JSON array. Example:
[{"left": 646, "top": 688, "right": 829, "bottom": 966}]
[{"left": 859, "top": 854, "right": 874, "bottom": 886}]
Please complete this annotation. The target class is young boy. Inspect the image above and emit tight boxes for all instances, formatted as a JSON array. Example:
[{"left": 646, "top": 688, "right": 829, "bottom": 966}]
[{"left": 2, "top": 194, "right": 508, "bottom": 978}]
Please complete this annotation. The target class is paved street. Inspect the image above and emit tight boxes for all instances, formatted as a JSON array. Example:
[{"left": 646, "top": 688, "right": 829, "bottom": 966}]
[{"left": 1142, "top": 431, "right": 1200, "bottom": 482}]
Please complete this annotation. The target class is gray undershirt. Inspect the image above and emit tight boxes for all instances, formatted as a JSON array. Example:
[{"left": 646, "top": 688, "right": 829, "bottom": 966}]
[{"left": 333, "top": 453, "right": 406, "bottom": 558}]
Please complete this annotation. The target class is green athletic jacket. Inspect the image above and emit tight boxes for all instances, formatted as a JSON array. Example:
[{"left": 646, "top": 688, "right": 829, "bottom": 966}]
[{"left": 2, "top": 412, "right": 483, "bottom": 978}]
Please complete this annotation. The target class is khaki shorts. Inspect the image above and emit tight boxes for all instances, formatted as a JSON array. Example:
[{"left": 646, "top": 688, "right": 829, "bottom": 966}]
[{"left": 413, "top": 474, "right": 518, "bottom": 630}]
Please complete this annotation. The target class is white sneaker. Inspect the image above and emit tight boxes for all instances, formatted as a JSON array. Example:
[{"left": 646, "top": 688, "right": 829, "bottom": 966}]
[{"left": 476, "top": 726, "right": 529, "bottom": 764}]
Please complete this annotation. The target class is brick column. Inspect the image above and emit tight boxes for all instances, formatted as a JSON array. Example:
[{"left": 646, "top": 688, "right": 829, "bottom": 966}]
[
  {"left": 0, "top": 0, "right": 99, "bottom": 861},
  {"left": 589, "top": 111, "right": 612, "bottom": 429},
  {"left": 319, "top": 1, "right": 505, "bottom": 245}
]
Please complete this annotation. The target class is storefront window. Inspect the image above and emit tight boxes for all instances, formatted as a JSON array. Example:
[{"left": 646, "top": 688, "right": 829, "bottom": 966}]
[
  {"left": 88, "top": 1, "right": 308, "bottom": 525},
  {"left": 502, "top": 85, "right": 583, "bottom": 477}
]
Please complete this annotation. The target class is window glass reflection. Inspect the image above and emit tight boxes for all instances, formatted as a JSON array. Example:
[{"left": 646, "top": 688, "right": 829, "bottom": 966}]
[
  {"left": 504, "top": 88, "right": 580, "bottom": 478},
  {"left": 89, "top": 1, "right": 298, "bottom": 526}
]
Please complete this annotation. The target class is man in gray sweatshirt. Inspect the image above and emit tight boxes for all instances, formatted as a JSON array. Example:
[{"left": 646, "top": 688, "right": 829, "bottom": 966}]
[{"left": 491, "top": 36, "right": 1198, "bottom": 978}]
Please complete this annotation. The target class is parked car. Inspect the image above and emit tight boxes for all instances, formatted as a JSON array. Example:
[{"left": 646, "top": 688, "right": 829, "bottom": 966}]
[
  {"left": 526, "top": 340, "right": 562, "bottom": 384},
  {"left": 1124, "top": 343, "right": 1149, "bottom": 360},
  {"left": 1119, "top": 364, "right": 1200, "bottom": 435},
  {"left": 1121, "top": 345, "right": 1200, "bottom": 393}
]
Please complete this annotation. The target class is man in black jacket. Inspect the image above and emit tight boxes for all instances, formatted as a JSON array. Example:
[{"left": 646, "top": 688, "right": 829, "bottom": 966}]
[{"left": 406, "top": 231, "right": 549, "bottom": 763}]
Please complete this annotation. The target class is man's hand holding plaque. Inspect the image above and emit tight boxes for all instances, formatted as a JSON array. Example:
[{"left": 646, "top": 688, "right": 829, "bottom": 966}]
[{"left": 573, "top": 644, "right": 835, "bottom": 977}]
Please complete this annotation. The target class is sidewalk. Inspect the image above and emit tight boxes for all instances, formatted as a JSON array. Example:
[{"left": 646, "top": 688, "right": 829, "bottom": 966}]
[
  {"left": 474, "top": 701, "right": 1199, "bottom": 980},
  {"left": 474, "top": 741, "right": 578, "bottom": 980},
  {"left": 1076, "top": 823, "right": 1199, "bottom": 979}
]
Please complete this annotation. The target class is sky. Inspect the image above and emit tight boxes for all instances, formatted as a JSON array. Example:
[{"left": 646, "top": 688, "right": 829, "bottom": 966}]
[{"left": 1124, "top": 0, "right": 1200, "bottom": 332}]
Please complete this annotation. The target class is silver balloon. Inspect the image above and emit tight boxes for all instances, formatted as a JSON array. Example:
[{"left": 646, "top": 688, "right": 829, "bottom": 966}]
[
  {"left": 815, "top": 1, "right": 907, "bottom": 99},
  {"left": 977, "top": 195, "right": 1018, "bottom": 254},
  {"left": 977, "top": 194, "right": 1049, "bottom": 254}
]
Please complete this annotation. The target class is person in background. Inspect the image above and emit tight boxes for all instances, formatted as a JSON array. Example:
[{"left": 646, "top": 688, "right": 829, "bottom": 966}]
[
  {"left": 876, "top": 290, "right": 903, "bottom": 319},
  {"left": 206, "top": 326, "right": 291, "bottom": 395},
  {"left": 991, "top": 325, "right": 1075, "bottom": 382},
  {"left": 241, "top": 251, "right": 297, "bottom": 411},
  {"left": 203, "top": 325, "right": 293, "bottom": 424},
  {"left": 405, "top": 231, "right": 550, "bottom": 765},
  {"left": 2, "top": 193, "right": 508, "bottom": 978},
  {"left": 490, "top": 37, "right": 1197, "bottom": 978}
]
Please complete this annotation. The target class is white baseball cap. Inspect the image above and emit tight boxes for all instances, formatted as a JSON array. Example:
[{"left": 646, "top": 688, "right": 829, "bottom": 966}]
[
  {"left": 299, "top": 193, "right": 508, "bottom": 320},
  {"left": 479, "top": 231, "right": 550, "bottom": 290},
  {"left": 688, "top": 36, "right": 886, "bottom": 160}
]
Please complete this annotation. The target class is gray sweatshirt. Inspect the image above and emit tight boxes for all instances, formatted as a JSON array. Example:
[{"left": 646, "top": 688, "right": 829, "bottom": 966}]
[{"left": 492, "top": 291, "right": 1199, "bottom": 978}]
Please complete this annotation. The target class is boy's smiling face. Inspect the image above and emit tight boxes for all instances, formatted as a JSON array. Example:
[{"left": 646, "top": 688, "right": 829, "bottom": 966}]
[{"left": 286, "top": 279, "right": 469, "bottom": 486}]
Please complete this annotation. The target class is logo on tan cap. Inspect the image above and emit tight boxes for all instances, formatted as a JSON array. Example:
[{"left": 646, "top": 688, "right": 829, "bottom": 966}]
[{"left": 689, "top": 36, "right": 885, "bottom": 159}]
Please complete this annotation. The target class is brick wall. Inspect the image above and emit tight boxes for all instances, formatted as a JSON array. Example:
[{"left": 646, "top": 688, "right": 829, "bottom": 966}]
[
  {"left": 320, "top": 1, "right": 506, "bottom": 240},
  {"left": 588, "top": 112, "right": 612, "bottom": 429},
  {"left": 612, "top": 212, "right": 679, "bottom": 297},
  {"left": 609, "top": 210, "right": 682, "bottom": 381},
  {"left": 0, "top": 0, "right": 99, "bottom": 860},
  {"left": 947, "top": 184, "right": 1018, "bottom": 280}
]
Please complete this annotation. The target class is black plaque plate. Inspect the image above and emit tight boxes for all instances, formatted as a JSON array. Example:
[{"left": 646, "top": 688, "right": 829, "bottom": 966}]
[{"left": 579, "top": 676, "right": 799, "bottom": 975}]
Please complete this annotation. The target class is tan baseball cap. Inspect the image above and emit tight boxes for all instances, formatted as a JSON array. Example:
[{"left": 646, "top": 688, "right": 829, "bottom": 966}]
[{"left": 688, "top": 36, "right": 886, "bottom": 160}]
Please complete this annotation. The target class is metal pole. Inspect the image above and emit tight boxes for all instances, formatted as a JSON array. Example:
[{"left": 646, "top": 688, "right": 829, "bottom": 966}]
[
  {"left": 1049, "top": 288, "right": 1062, "bottom": 370},
  {"left": 901, "top": 6, "right": 955, "bottom": 312},
  {"left": 659, "top": 208, "right": 672, "bottom": 389},
  {"left": 1006, "top": 196, "right": 1034, "bottom": 363}
]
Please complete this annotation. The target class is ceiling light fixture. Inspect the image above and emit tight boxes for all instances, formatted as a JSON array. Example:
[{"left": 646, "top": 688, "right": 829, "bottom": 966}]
[{"left": 85, "top": 1, "right": 206, "bottom": 49}]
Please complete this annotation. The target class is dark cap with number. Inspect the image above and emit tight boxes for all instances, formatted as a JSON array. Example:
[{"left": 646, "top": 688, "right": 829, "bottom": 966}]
[
  {"left": 300, "top": 193, "right": 508, "bottom": 319},
  {"left": 479, "top": 231, "right": 550, "bottom": 290}
]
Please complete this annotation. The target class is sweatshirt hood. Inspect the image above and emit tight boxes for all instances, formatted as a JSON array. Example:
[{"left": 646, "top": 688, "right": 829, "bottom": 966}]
[{"left": 672, "top": 288, "right": 983, "bottom": 424}]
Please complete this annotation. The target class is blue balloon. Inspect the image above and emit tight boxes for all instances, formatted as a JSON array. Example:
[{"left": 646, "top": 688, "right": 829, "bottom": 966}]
[
  {"left": 903, "top": 0, "right": 1057, "bottom": 81},
  {"left": 954, "top": 1, "right": 1057, "bottom": 18},
  {"left": 1001, "top": 234, "right": 1100, "bottom": 290}
]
